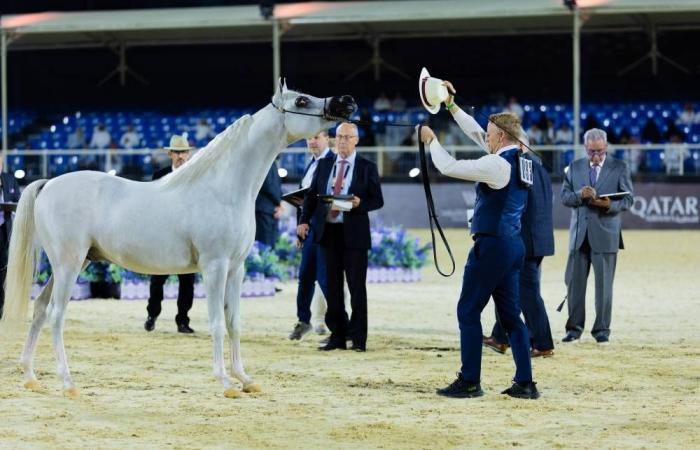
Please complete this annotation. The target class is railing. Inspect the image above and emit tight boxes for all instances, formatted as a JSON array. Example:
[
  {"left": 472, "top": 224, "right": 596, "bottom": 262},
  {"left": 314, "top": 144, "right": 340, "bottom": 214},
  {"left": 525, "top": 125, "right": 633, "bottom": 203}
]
[{"left": 5, "top": 144, "right": 700, "bottom": 181}]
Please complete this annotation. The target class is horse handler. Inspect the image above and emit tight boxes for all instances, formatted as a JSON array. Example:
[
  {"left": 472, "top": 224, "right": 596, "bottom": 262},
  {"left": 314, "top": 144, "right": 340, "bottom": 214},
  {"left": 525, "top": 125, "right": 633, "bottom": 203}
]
[
  {"left": 144, "top": 134, "right": 196, "bottom": 334},
  {"left": 417, "top": 69, "right": 539, "bottom": 399}
]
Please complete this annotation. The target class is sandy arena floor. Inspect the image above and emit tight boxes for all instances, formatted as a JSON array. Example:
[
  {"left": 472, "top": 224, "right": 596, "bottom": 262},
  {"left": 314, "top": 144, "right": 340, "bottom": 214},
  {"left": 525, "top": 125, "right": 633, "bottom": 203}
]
[{"left": 1, "top": 230, "right": 698, "bottom": 450}]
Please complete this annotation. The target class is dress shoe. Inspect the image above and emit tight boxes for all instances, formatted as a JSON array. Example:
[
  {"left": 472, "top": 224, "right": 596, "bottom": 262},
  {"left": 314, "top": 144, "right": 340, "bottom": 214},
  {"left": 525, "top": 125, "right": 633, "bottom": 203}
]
[
  {"left": 436, "top": 373, "right": 484, "bottom": 398},
  {"left": 502, "top": 381, "right": 540, "bottom": 399},
  {"left": 482, "top": 336, "right": 509, "bottom": 354},
  {"left": 350, "top": 343, "right": 366, "bottom": 352},
  {"left": 595, "top": 335, "right": 609, "bottom": 345},
  {"left": 177, "top": 323, "right": 195, "bottom": 334},
  {"left": 288, "top": 322, "right": 312, "bottom": 340},
  {"left": 144, "top": 316, "right": 156, "bottom": 332},
  {"left": 562, "top": 332, "right": 580, "bottom": 343},
  {"left": 531, "top": 348, "right": 554, "bottom": 358},
  {"left": 318, "top": 340, "right": 347, "bottom": 351}
]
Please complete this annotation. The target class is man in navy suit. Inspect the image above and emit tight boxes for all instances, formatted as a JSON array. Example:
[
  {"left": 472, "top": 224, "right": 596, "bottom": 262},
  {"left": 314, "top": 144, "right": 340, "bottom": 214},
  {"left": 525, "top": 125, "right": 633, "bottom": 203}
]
[
  {"left": 288, "top": 131, "right": 333, "bottom": 340},
  {"left": 0, "top": 159, "right": 21, "bottom": 318},
  {"left": 297, "top": 122, "right": 384, "bottom": 352},
  {"left": 484, "top": 134, "right": 556, "bottom": 358},
  {"left": 255, "top": 162, "right": 283, "bottom": 247}
]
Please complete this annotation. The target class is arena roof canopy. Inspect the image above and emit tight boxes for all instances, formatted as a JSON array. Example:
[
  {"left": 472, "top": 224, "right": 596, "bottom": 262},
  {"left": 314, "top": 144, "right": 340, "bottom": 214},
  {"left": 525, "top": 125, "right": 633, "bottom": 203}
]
[{"left": 2, "top": 0, "right": 700, "bottom": 152}]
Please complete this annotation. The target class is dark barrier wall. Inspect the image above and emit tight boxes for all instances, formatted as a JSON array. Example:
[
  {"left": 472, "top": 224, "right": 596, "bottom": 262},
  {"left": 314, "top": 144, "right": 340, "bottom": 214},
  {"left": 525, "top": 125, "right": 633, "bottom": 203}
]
[{"left": 284, "top": 182, "right": 700, "bottom": 230}]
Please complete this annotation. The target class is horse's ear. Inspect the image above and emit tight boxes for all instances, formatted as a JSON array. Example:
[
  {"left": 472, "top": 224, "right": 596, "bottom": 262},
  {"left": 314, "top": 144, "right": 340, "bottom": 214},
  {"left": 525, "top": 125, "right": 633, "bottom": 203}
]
[
  {"left": 282, "top": 78, "right": 287, "bottom": 92},
  {"left": 277, "top": 78, "right": 284, "bottom": 94}
]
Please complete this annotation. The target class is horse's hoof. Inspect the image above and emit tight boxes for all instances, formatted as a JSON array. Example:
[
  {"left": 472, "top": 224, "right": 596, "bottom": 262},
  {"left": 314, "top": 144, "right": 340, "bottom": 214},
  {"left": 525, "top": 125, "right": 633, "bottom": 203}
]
[
  {"left": 223, "top": 388, "right": 242, "bottom": 399},
  {"left": 63, "top": 387, "right": 80, "bottom": 398},
  {"left": 243, "top": 383, "right": 261, "bottom": 394},
  {"left": 24, "top": 380, "right": 44, "bottom": 392}
]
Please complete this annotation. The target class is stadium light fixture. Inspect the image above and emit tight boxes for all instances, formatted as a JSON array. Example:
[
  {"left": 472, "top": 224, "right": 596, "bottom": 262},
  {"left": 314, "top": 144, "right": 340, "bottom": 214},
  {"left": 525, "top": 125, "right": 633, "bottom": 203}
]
[
  {"left": 278, "top": 167, "right": 288, "bottom": 178},
  {"left": 14, "top": 169, "right": 25, "bottom": 179},
  {"left": 408, "top": 167, "right": 420, "bottom": 178}
]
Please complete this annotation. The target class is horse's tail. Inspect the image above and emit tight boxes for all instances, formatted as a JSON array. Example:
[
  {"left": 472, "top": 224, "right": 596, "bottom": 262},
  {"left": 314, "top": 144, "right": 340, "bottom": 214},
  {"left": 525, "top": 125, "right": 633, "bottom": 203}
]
[{"left": 1, "top": 179, "right": 48, "bottom": 327}]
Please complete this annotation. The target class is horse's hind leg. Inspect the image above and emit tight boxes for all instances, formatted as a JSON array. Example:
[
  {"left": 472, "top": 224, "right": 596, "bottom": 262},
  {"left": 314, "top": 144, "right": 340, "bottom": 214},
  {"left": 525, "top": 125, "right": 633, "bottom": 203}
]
[
  {"left": 49, "top": 261, "right": 85, "bottom": 398},
  {"left": 20, "top": 276, "right": 54, "bottom": 391}
]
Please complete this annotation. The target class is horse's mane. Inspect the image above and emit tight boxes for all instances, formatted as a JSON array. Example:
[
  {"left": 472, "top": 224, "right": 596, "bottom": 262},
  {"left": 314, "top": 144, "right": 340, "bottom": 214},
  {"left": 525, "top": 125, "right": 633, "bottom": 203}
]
[{"left": 159, "top": 114, "right": 253, "bottom": 188}]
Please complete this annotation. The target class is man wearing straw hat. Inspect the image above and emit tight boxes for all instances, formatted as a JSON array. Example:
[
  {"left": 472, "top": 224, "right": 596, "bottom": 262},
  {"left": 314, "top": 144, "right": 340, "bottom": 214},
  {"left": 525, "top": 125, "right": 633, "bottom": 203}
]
[
  {"left": 417, "top": 68, "right": 539, "bottom": 399},
  {"left": 144, "top": 134, "right": 197, "bottom": 334}
]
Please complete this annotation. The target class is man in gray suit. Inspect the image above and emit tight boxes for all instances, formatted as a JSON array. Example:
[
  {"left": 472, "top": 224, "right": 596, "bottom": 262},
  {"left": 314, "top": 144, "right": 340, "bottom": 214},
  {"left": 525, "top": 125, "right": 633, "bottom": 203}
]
[{"left": 561, "top": 128, "right": 633, "bottom": 344}]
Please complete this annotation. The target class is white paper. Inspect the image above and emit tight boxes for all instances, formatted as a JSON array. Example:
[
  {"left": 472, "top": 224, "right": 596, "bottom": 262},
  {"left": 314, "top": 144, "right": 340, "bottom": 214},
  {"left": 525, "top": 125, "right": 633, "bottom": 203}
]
[
  {"left": 331, "top": 200, "right": 353, "bottom": 211},
  {"left": 598, "top": 191, "right": 631, "bottom": 198}
]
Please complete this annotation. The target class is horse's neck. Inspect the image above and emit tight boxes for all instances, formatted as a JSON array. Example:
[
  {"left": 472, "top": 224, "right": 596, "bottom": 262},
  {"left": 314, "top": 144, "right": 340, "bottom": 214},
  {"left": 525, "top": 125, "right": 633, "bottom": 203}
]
[{"left": 206, "top": 105, "right": 287, "bottom": 204}]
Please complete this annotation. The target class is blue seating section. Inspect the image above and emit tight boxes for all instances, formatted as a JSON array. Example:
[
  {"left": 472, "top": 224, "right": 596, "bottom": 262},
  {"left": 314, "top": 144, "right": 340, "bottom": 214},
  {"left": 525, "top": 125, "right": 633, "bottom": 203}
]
[{"left": 2, "top": 102, "right": 699, "bottom": 177}]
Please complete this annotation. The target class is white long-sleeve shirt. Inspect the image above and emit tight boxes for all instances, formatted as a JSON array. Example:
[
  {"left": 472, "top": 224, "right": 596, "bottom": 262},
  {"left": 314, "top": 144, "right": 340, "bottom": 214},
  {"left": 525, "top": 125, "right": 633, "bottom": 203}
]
[{"left": 428, "top": 108, "right": 511, "bottom": 189}]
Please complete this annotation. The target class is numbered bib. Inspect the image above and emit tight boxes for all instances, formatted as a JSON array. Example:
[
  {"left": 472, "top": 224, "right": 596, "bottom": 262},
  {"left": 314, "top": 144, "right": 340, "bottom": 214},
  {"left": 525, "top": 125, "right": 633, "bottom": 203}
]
[{"left": 518, "top": 156, "right": 533, "bottom": 187}]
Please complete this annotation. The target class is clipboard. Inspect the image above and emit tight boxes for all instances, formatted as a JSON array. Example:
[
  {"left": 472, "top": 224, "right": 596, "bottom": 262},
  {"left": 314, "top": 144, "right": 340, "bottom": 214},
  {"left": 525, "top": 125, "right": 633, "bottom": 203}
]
[
  {"left": 597, "top": 191, "right": 631, "bottom": 200},
  {"left": 281, "top": 187, "right": 310, "bottom": 208},
  {"left": 318, "top": 194, "right": 354, "bottom": 203},
  {"left": 0, "top": 202, "right": 17, "bottom": 212}
]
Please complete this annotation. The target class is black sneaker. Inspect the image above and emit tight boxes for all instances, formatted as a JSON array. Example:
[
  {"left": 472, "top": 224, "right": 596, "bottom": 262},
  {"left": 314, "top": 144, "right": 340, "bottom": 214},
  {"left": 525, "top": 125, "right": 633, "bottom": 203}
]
[
  {"left": 502, "top": 381, "right": 540, "bottom": 399},
  {"left": 289, "top": 322, "right": 312, "bottom": 340},
  {"left": 144, "top": 316, "right": 156, "bottom": 332},
  {"left": 436, "top": 373, "right": 484, "bottom": 398}
]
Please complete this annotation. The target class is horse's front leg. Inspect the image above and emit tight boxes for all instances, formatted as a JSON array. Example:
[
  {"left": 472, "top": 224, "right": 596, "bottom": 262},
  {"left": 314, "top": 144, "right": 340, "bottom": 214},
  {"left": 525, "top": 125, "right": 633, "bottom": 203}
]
[
  {"left": 202, "top": 259, "right": 239, "bottom": 398},
  {"left": 224, "top": 264, "right": 259, "bottom": 393}
]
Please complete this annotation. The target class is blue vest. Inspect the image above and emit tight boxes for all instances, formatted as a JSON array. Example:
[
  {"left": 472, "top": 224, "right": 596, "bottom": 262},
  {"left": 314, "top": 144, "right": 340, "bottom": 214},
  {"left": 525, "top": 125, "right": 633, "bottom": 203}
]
[{"left": 471, "top": 148, "right": 528, "bottom": 237}]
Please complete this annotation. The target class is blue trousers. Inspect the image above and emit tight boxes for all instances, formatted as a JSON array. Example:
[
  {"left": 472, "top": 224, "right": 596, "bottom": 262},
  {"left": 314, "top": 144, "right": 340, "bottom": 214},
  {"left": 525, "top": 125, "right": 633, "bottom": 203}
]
[
  {"left": 457, "top": 235, "right": 532, "bottom": 383},
  {"left": 492, "top": 256, "right": 554, "bottom": 351},
  {"left": 296, "top": 227, "right": 328, "bottom": 324}
]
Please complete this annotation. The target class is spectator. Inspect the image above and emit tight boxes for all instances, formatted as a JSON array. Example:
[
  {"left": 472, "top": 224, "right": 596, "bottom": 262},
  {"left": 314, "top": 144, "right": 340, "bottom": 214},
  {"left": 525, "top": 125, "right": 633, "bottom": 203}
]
[
  {"left": 67, "top": 127, "right": 87, "bottom": 149},
  {"left": 641, "top": 118, "right": 662, "bottom": 143},
  {"left": 506, "top": 97, "right": 524, "bottom": 118},
  {"left": 665, "top": 133, "right": 690, "bottom": 175},
  {"left": 255, "top": 162, "right": 283, "bottom": 247},
  {"left": 555, "top": 123, "right": 573, "bottom": 144},
  {"left": 528, "top": 123, "right": 544, "bottom": 145},
  {"left": 119, "top": 125, "right": 141, "bottom": 149},
  {"left": 543, "top": 119, "right": 555, "bottom": 144},
  {"left": 391, "top": 92, "right": 407, "bottom": 112},
  {"left": 89, "top": 124, "right": 112, "bottom": 149},
  {"left": 194, "top": 118, "right": 214, "bottom": 142},
  {"left": 676, "top": 103, "right": 698, "bottom": 126},
  {"left": 373, "top": 92, "right": 391, "bottom": 111}
]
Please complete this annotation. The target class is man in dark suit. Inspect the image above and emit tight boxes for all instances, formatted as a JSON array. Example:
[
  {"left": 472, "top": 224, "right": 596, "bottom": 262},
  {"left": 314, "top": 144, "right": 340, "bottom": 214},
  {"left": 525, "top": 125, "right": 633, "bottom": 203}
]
[
  {"left": 561, "top": 128, "right": 633, "bottom": 344},
  {"left": 144, "top": 134, "right": 196, "bottom": 334},
  {"left": 297, "top": 122, "right": 384, "bottom": 352},
  {"left": 0, "top": 159, "right": 21, "bottom": 318},
  {"left": 483, "top": 135, "right": 556, "bottom": 358},
  {"left": 255, "top": 162, "right": 283, "bottom": 247},
  {"left": 289, "top": 131, "right": 333, "bottom": 340}
]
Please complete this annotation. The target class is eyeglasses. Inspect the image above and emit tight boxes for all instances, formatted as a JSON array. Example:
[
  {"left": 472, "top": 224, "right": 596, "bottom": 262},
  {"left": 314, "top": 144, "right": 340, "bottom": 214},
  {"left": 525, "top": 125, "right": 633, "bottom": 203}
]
[
  {"left": 336, "top": 135, "right": 357, "bottom": 141},
  {"left": 586, "top": 149, "right": 606, "bottom": 156}
]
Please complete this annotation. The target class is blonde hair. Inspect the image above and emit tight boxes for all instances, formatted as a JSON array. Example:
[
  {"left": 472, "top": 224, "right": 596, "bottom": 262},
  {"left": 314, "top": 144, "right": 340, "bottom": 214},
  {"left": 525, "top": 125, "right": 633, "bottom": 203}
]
[{"left": 489, "top": 112, "right": 522, "bottom": 144}]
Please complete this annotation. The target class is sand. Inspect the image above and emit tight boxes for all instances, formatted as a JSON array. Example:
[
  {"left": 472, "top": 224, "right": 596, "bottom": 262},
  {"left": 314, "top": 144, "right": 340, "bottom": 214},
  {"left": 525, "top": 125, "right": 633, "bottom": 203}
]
[{"left": 1, "top": 230, "right": 698, "bottom": 450}]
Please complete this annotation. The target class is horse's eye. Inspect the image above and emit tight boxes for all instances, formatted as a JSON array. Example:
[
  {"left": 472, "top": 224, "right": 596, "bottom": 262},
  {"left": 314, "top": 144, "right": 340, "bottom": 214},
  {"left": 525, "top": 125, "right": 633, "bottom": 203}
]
[{"left": 295, "top": 96, "right": 310, "bottom": 108}]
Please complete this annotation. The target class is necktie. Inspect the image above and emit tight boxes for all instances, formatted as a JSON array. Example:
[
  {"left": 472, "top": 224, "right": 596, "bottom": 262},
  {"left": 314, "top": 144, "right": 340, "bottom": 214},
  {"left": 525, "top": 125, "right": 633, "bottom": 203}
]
[
  {"left": 589, "top": 164, "right": 599, "bottom": 186},
  {"left": 330, "top": 159, "right": 348, "bottom": 219}
]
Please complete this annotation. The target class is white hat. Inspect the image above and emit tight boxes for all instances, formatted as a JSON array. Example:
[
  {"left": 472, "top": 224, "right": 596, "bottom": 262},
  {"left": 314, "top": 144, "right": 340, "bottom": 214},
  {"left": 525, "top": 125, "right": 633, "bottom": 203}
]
[
  {"left": 164, "top": 134, "right": 194, "bottom": 151},
  {"left": 418, "top": 67, "right": 449, "bottom": 115}
]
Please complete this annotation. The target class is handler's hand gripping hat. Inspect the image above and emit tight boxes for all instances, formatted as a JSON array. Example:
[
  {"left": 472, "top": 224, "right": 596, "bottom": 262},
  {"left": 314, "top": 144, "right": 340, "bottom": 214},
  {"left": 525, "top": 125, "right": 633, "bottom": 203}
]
[{"left": 419, "top": 67, "right": 449, "bottom": 115}]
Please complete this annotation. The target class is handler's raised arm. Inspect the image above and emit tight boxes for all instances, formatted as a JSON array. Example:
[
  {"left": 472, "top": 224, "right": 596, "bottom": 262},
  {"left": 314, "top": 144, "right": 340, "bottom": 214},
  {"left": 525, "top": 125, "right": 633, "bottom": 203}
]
[{"left": 419, "top": 125, "right": 510, "bottom": 189}]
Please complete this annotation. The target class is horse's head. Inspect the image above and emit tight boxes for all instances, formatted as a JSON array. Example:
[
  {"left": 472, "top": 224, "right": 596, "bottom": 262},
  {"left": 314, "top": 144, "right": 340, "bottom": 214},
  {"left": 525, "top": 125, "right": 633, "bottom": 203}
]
[{"left": 271, "top": 79, "right": 357, "bottom": 142}]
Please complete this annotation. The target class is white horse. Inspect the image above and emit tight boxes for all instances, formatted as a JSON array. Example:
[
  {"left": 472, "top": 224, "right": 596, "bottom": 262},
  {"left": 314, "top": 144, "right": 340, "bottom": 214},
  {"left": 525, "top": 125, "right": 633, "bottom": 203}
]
[{"left": 0, "top": 82, "right": 357, "bottom": 398}]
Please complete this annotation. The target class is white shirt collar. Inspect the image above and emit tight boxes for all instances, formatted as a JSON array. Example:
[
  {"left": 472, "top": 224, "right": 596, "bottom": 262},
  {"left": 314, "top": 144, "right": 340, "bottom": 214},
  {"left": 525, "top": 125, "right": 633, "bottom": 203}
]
[
  {"left": 496, "top": 144, "right": 519, "bottom": 155},
  {"left": 317, "top": 148, "right": 331, "bottom": 160},
  {"left": 336, "top": 150, "right": 357, "bottom": 166}
]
